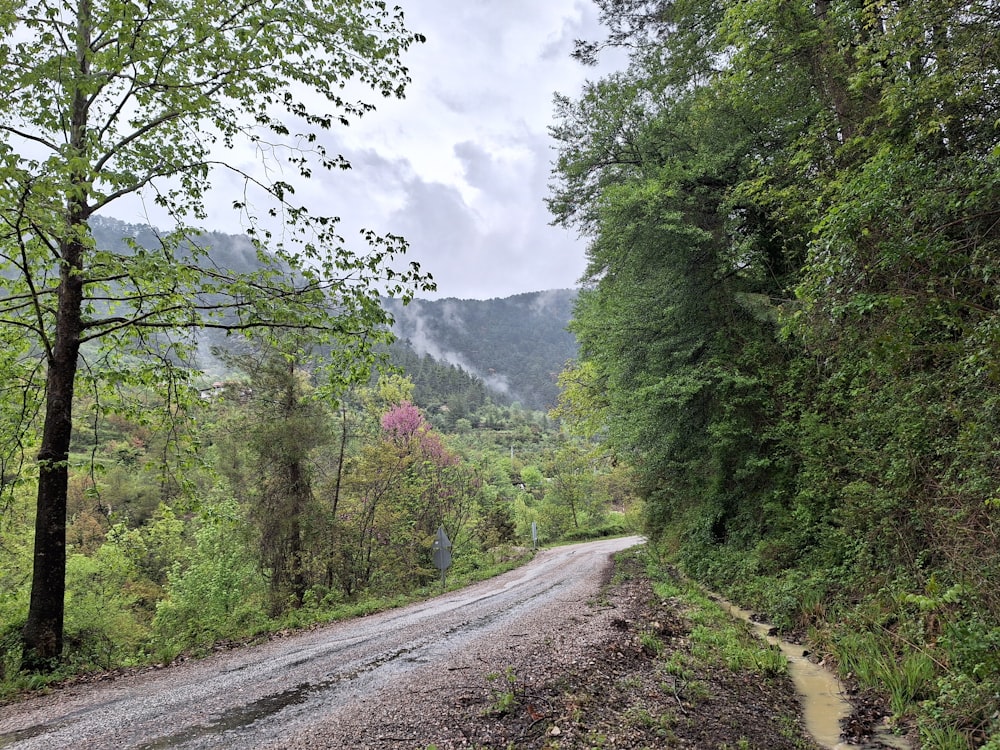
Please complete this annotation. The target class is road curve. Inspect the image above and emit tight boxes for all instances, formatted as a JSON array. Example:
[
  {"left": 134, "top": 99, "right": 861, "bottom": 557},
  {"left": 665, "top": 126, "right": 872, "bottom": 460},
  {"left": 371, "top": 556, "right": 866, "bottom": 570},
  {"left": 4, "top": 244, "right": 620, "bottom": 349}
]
[{"left": 0, "top": 536, "right": 643, "bottom": 749}]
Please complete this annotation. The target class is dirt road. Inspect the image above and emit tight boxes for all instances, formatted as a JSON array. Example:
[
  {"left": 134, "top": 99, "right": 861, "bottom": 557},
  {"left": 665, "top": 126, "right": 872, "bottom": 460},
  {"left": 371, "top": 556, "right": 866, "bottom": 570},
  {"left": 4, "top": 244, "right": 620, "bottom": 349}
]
[{"left": 0, "top": 536, "right": 644, "bottom": 749}]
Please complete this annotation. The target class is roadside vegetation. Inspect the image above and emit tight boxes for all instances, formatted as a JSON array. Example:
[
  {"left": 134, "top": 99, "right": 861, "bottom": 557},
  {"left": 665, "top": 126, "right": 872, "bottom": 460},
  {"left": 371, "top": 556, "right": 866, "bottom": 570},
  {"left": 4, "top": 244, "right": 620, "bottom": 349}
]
[
  {"left": 0, "top": 361, "right": 640, "bottom": 700},
  {"left": 549, "top": 2, "right": 1000, "bottom": 747}
]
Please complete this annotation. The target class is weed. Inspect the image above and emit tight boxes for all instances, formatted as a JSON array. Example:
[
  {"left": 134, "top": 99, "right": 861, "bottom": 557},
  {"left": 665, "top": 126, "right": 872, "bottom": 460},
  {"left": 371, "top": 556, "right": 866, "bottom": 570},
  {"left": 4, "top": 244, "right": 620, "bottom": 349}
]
[
  {"left": 688, "top": 621, "right": 786, "bottom": 677},
  {"left": 883, "top": 651, "right": 935, "bottom": 716},
  {"left": 616, "top": 673, "right": 643, "bottom": 690},
  {"left": 485, "top": 665, "right": 521, "bottom": 716},
  {"left": 663, "top": 651, "right": 692, "bottom": 680},
  {"left": 623, "top": 705, "right": 677, "bottom": 738},
  {"left": 917, "top": 725, "right": 974, "bottom": 750},
  {"left": 685, "top": 679, "right": 710, "bottom": 701},
  {"left": 640, "top": 629, "right": 664, "bottom": 656},
  {"left": 835, "top": 630, "right": 936, "bottom": 718}
]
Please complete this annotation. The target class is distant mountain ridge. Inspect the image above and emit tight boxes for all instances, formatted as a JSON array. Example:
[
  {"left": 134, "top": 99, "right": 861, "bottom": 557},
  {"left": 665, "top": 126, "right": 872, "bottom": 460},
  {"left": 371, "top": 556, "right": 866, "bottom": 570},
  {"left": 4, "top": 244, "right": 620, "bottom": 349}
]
[
  {"left": 385, "top": 290, "right": 578, "bottom": 410},
  {"left": 90, "top": 216, "right": 578, "bottom": 410}
]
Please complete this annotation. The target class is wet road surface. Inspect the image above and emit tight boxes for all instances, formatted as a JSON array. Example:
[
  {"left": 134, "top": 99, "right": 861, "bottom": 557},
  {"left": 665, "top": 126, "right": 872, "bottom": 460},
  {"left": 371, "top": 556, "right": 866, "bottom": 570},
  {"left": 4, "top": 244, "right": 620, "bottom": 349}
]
[{"left": 0, "top": 536, "right": 643, "bottom": 749}]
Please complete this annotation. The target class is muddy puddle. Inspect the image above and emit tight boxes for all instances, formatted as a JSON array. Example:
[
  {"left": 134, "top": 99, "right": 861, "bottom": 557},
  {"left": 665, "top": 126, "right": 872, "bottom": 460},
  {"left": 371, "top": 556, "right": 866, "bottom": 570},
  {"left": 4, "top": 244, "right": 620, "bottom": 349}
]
[{"left": 722, "top": 600, "right": 911, "bottom": 750}]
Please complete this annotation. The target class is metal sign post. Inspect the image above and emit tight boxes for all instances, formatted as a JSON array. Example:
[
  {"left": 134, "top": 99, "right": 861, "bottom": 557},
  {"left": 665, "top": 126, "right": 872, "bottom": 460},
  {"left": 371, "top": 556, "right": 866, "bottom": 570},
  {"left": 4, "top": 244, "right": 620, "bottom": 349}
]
[
  {"left": 531, "top": 521, "right": 538, "bottom": 550},
  {"left": 431, "top": 525, "right": 452, "bottom": 587}
]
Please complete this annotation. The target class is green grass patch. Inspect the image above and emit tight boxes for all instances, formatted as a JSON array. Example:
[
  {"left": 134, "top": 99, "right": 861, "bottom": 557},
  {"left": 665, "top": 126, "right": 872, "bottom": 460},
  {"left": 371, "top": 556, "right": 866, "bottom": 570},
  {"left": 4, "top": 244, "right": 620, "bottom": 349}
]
[{"left": 642, "top": 551, "right": 787, "bottom": 678}]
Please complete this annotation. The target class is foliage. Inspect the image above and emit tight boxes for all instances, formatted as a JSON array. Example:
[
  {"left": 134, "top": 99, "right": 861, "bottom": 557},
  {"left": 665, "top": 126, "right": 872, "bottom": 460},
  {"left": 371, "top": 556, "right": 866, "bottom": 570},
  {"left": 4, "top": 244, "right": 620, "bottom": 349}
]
[
  {"left": 550, "top": 0, "right": 1000, "bottom": 742},
  {"left": 215, "top": 340, "right": 334, "bottom": 616},
  {"left": 334, "top": 395, "right": 474, "bottom": 595},
  {"left": 484, "top": 666, "right": 523, "bottom": 716},
  {"left": 64, "top": 534, "right": 150, "bottom": 669},
  {"left": 386, "top": 341, "right": 494, "bottom": 420},
  {"left": 0, "top": 488, "right": 33, "bottom": 677},
  {"left": 0, "top": 0, "right": 432, "bottom": 668},
  {"left": 641, "top": 550, "right": 787, "bottom": 678},
  {"left": 151, "top": 491, "right": 268, "bottom": 659}
]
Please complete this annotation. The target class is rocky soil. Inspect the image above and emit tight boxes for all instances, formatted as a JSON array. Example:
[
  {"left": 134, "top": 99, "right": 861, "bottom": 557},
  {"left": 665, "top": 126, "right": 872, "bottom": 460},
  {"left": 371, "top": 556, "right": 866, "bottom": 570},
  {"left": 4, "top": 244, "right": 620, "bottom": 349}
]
[{"left": 4, "top": 545, "right": 905, "bottom": 750}]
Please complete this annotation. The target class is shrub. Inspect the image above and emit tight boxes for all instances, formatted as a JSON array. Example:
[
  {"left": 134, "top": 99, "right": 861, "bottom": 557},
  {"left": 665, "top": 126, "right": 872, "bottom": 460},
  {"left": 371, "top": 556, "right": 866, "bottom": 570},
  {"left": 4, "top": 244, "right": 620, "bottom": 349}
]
[{"left": 151, "top": 493, "right": 268, "bottom": 658}]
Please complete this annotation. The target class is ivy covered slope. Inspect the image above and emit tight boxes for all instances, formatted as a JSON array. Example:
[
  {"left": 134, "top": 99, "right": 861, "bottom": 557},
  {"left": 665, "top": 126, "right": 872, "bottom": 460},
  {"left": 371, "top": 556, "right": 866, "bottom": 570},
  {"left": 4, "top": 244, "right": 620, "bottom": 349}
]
[{"left": 550, "top": 1, "right": 1000, "bottom": 747}]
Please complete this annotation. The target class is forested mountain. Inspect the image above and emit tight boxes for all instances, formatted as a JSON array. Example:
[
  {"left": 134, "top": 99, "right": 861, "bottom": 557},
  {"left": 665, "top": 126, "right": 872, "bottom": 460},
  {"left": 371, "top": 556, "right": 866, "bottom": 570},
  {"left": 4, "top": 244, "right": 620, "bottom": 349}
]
[
  {"left": 385, "top": 291, "right": 577, "bottom": 410},
  {"left": 88, "top": 216, "right": 577, "bottom": 411},
  {"left": 385, "top": 340, "right": 494, "bottom": 418},
  {"left": 89, "top": 217, "right": 267, "bottom": 277},
  {"left": 1, "top": 220, "right": 604, "bottom": 691}
]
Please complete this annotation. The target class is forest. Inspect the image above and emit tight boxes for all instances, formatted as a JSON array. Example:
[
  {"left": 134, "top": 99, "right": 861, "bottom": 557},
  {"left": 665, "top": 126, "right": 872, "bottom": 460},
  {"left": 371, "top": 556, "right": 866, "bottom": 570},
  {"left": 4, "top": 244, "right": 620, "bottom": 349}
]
[
  {"left": 385, "top": 289, "right": 579, "bottom": 411},
  {"left": 2, "top": 1, "right": 999, "bottom": 747},
  {"left": 0, "top": 334, "right": 637, "bottom": 686},
  {"left": 1, "top": 220, "right": 629, "bottom": 700},
  {"left": 548, "top": 1, "right": 1000, "bottom": 748}
]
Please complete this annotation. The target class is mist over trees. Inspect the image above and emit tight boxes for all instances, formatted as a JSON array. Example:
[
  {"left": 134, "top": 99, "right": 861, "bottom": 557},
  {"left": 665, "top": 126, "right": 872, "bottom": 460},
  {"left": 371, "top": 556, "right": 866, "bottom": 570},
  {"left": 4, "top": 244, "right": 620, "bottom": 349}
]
[{"left": 385, "top": 290, "right": 578, "bottom": 410}]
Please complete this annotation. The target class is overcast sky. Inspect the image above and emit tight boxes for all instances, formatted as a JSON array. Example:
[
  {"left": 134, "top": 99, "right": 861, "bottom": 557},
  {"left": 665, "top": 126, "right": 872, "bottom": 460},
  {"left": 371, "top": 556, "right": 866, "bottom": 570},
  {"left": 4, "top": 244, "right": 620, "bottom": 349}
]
[
  {"left": 328, "top": 1, "right": 622, "bottom": 301},
  {"left": 112, "top": 1, "right": 620, "bottom": 301},
  {"left": 331, "top": 1, "right": 626, "bottom": 301}
]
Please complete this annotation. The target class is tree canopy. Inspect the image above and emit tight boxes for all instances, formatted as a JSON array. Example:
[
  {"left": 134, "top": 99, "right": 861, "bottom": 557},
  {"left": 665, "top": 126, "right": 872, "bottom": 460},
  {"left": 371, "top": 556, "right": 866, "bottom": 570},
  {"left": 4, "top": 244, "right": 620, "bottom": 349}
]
[{"left": 552, "top": 2, "right": 1000, "bottom": 743}]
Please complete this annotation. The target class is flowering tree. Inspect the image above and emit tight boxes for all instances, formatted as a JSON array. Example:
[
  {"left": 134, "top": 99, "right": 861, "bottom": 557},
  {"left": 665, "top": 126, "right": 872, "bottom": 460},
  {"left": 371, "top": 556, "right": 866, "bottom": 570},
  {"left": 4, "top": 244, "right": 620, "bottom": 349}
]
[
  {"left": 381, "top": 401, "right": 429, "bottom": 442},
  {"left": 381, "top": 401, "right": 454, "bottom": 466},
  {"left": 336, "top": 399, "right": 481, "bottom": 593}
]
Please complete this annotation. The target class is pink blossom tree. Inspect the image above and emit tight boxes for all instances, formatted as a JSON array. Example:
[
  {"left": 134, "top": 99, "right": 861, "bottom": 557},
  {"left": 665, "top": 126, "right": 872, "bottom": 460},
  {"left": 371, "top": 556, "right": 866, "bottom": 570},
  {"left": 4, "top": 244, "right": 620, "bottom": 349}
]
[
  {"left": 380, "top": 401, "right": 427, "bottom": 441},
  {"left": 381, "top": 401, "right": 457, "bottom": 467}
]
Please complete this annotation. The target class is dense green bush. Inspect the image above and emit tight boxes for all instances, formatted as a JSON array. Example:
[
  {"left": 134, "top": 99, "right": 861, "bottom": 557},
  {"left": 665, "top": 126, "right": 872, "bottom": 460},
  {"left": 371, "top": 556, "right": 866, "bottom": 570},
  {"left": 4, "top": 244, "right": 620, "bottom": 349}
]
[{"left": 151, "top": 492, "right": 269, "bottom": 659}]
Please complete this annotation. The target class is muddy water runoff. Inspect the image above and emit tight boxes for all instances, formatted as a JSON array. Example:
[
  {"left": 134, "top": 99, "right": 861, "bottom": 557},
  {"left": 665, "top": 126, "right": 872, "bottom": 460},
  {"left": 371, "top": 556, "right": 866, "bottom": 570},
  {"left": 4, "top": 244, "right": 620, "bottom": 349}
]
[{"left": 723, "top": 600, "right": 911, "bottom": 750}]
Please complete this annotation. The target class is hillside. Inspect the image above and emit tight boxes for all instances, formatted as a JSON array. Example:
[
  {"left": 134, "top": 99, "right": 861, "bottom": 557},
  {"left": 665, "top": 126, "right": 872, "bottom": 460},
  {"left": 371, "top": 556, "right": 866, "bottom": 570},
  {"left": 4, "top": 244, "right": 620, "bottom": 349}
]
[
  {"left": 385, "top": 291, "right": 577, "bottom": 410},
  {"left": 90, "top": 217, "right": 578, "bottom": 410}
]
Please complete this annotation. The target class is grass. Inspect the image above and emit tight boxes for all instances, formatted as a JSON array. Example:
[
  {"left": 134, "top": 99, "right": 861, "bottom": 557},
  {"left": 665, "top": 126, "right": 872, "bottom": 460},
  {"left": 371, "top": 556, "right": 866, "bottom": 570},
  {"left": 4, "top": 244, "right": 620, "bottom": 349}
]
[
  {"left": 644, "top": 560, "right": 788, "bottom": 679},
  {"left": 0, "top": 546, "right": 539, "bottom": 702},
  {"left": 833, "top": 629, "right": 937, "bottom": 719}
]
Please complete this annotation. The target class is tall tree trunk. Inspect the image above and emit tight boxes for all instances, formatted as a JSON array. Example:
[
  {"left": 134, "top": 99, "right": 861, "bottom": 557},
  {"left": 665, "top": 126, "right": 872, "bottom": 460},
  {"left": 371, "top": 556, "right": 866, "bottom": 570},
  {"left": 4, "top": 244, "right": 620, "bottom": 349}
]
[
  {"left": 22, "top": 0, "right": 91, "bottom": 670},
  {"left": 21, "top": 233, "right": 85, "bottom": 669},
  {"left": 283, "top": 361, "right": 307, "bottom": 608},
  {"left": 287, "top": 459, "right": 307, "bottom": 608},
  {"left": 325, "top": 402, "right": 349, "bottom": 589}
]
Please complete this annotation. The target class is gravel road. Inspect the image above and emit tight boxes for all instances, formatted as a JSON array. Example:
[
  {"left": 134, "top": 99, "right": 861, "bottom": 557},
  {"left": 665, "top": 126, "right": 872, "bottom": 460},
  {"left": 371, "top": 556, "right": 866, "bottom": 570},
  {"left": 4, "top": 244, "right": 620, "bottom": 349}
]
[{"left": 0, "top": 536, "right": 644, "bottom": 749}]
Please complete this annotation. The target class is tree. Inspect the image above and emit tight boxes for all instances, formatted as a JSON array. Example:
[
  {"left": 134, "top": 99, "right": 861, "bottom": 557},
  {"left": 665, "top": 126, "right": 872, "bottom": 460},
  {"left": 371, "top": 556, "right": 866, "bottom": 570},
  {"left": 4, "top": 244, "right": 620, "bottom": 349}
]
[
  {"left": 216, "top": 340, "right": 332, "bottom": 615},
  {"left": 334, "top": 398, "right": 468, "bottom": 594},
  {"left": 554, "top": 4, "right": 1000, "bottom": 737},
  {"left": 0, "top": 0, "right": 431, "bottom": 669}
]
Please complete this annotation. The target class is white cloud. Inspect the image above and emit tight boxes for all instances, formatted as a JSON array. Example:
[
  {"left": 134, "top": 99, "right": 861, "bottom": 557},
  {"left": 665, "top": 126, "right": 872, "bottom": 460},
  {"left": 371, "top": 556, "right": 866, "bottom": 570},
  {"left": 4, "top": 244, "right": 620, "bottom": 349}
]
[{"left": 107, "top": 1, "right": 622, "bottom": 300}]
